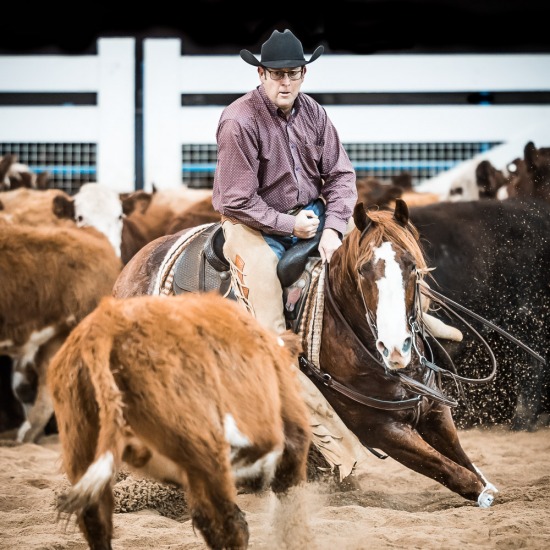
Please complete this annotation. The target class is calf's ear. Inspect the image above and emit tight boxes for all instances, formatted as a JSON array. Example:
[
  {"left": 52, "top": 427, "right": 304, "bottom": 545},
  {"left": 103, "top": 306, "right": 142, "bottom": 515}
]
[
  {"left": 279, "top": 331, "right": 303, "bottom": 358},
  {"left": 53, "top": 194, "right": 75, "bottom": 220}
]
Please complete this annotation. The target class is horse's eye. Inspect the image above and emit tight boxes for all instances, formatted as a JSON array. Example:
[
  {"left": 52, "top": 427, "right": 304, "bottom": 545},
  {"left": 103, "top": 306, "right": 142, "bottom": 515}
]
[
  {"left": 77, "top": 215, "right": 84, "bottom": 223},
  {"left": 402, "top": 337, "right": 412, "bottom": 353}
]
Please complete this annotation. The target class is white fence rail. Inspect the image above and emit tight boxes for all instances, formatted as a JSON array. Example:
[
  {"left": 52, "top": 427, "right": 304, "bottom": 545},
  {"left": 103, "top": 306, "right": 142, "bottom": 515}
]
[
  {"left": 2, "top": 38, "right": 550, "bottom": 192},
  {"left": 0, "top": 38, "right": 135, "bottom": 192},
  {"left": 144, "top": 39, "right": 550, "bottom": 189}
]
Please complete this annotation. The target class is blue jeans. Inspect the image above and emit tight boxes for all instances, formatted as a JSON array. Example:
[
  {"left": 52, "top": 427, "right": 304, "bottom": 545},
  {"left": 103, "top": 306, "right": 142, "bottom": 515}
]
[{"left": 263, "top": 199, "right": 325, "bottom": 260}]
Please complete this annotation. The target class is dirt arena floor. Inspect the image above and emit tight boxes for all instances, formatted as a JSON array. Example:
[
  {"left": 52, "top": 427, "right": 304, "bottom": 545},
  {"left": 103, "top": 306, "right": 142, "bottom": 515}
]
[{"left": 0, "top": 426, "right": 549, "bottom": 549}]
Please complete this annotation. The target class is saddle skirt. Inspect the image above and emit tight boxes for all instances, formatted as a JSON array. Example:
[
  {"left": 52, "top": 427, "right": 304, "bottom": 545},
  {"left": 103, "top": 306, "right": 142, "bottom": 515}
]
[{"left": 154, "top": 222, "right": 323, "bottom": 334}]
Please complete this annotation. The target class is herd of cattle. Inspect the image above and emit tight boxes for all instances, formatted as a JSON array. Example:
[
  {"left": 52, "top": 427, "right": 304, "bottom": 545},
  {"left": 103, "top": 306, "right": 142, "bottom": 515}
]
[
  {"left": 1, "top": 141, "right": 549, "bottom": 440},
  {"left": 0, "top": 142, "right": 548, "bottom": 444},
  {"left": 0, "top": 140, "right": 549, "bottom": 548}
]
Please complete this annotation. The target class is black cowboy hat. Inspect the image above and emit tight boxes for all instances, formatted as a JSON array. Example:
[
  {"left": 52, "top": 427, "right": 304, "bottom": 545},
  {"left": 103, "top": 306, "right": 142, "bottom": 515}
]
[{"left": 240, "top": 29, "right": 324, "bottom": 69}]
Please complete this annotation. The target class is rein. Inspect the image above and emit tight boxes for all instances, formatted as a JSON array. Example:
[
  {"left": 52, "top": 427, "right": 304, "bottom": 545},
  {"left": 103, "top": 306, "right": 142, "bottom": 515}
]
[
  {"left": 421, "top": 285, "right": 546, "bottom": 367},
  {"left": 325, "top": 263, "right": 459, "bottom": 407},
  {"left": 302, "top": 255, "right": 535, "bottom": 413},
  {"left": 301, "top": 262, "right": 437, "bottom": 412}
]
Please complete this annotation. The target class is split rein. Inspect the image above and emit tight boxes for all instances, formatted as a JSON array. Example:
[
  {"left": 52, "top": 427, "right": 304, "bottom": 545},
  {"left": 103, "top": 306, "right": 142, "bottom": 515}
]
[{"left": 300, "top": 262, "right": 546, "bottom": 414}]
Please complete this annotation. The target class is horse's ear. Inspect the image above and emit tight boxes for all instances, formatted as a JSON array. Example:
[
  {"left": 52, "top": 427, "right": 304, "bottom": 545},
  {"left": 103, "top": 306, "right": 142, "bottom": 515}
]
[
  {"left": 353, "top": 202, "right": 369, "bottom": 232},
  {"left": 393, "top": 198, "right": 409, "bottom": 226}
]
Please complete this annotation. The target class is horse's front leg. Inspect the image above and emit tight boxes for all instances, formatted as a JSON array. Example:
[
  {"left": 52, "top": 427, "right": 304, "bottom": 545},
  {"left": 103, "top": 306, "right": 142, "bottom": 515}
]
[
  {"left": 368, "top": 421, "right": 496, "bottom": 507},
  {"left": 417, "top": 405, "right": 498, "bottom": 505}
]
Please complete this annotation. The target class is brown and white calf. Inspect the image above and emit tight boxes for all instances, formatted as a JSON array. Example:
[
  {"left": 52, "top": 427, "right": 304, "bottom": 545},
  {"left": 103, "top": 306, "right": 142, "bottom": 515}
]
[
  {"left": 53, "top": 182, "right": 157, "bottom": 265},
  {"left": 0, "top": 224, "right": 122, "bottom": 442},
  {"left": 48, "top": 292, "right": 311, "bottom": 550}
]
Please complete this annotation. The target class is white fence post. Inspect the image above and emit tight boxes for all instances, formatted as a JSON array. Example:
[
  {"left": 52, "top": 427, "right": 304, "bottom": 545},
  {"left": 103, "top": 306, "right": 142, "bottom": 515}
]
[
  {"left": 143, "top": 39, "right": 183, "bottom": 190},
  {"left": 96, "top": 38, "right": 135, "bottom": 192}
]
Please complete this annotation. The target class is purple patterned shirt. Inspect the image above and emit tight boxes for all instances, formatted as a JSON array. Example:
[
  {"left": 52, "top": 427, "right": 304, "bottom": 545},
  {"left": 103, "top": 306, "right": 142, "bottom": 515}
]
[{"left": 212, "top": 85, "right": 357, "bottom": 236}]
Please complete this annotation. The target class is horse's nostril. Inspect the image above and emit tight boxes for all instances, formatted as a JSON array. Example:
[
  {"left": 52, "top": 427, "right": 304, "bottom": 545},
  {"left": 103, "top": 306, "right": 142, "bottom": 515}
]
[{"left": 376, "top": 341, "right": 389, "bottom": 357}]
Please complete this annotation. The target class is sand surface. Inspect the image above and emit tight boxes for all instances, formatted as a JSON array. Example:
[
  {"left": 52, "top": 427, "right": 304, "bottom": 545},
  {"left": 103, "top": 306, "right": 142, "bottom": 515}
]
[{"left": 1, "top": 427, "right": 549, "bottom": 549}]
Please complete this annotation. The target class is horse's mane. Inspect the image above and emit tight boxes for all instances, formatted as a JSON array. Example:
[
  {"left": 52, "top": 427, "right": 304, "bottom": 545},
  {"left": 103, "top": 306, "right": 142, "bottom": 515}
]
[{"left": 339, "top": 209, "right": 430, "bottom": 278}]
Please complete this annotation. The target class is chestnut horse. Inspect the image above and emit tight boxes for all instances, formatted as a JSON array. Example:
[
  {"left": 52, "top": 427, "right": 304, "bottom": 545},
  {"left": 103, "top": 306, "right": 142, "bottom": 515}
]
[{"left": 113, "top": 199, "right": 498, "bottom": 507}]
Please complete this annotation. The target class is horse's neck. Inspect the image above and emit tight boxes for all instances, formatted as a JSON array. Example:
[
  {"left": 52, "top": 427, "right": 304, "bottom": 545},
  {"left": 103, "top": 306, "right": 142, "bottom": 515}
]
[{"left": 325, "top": 258, "right": 375, "bottom": 349}]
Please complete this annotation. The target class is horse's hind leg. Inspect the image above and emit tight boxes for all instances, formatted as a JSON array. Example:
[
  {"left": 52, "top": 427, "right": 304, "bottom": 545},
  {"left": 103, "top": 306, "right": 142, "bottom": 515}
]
[
  {"left": 417, "top": 406, "right": 498, "bottom": 506},
  {"left": 185, "top": 465, "right": 249, "bottom": 550}
]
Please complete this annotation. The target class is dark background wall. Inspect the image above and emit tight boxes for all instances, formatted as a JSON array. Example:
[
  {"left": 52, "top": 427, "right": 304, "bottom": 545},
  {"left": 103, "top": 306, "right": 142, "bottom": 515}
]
[{"left": 3, "top": 0, "right": 550, "bottom": 55}]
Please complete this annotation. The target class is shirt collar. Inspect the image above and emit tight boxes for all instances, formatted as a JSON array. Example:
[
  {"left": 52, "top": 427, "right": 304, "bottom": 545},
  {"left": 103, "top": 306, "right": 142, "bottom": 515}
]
[{"left": 257, "top": 85, "right": 301, "bottom": 119}]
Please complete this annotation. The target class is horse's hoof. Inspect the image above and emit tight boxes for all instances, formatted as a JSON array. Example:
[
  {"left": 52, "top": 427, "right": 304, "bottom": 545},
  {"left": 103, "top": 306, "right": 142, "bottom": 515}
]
[{"left": 477, "top": 484, "right": 498, "bottom": 508}]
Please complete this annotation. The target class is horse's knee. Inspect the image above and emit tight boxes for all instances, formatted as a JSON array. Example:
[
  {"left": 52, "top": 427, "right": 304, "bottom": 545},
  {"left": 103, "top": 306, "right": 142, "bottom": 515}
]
[{"left": 192, "top": 502, "right": 249, "bottom": 550}]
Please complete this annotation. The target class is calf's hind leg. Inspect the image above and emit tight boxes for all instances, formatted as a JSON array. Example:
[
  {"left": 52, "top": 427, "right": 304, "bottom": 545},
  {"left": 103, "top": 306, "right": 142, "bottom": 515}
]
[
  {"left": 75, "top": 490, "right": 114, "bottom": 550},
  {"left": 18, "top": 335, "right": 67, "bottom": 442},
  {"left": 185, "top": 464, "right": 249, "bottom": 550},
  {"left": 271, "top": 409, "right": 311, "bottom": 494}
]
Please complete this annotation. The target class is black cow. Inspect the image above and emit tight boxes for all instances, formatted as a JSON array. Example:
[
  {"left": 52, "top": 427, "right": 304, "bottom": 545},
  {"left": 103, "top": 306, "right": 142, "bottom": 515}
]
[{"left": 409, "top": 198, "right": 550, "bottom": 431}]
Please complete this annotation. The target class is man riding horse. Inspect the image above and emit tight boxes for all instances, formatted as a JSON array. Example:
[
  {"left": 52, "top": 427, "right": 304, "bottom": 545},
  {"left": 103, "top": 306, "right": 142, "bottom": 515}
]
[
  {"left": 209, "top": 29, "right": 461, "bottom": 478},
  {"left": 212, "top": 29, "right": 356, "bottom": 333}
]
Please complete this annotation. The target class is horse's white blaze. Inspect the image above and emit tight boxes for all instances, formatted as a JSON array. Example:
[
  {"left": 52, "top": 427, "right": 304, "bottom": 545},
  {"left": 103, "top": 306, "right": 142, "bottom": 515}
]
[
  {"left": 74, "top": 183, "right": 123, "bottom": 258},
  {"left": 374, "top": 242, "right": 411, "bottom": 368}
]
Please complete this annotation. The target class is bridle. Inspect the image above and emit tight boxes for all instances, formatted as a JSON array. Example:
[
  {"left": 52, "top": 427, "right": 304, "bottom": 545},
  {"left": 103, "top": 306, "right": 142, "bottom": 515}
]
[{"left": 300, "top": 240, "right": 546, "bottom": 415}]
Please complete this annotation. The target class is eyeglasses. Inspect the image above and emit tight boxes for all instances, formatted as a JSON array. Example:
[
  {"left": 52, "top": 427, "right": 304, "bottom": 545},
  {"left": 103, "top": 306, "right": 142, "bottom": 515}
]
[{"left": 264, "top": 68, "right": 304, "bottom": 81}]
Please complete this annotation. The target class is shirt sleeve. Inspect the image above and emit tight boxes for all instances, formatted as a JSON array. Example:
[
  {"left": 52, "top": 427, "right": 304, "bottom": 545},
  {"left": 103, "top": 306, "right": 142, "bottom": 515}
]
[
  {"left": 318, "top": 111, "right": 358, "bottom": 236},
  {"left": 214, "top": 118, "right": 296, "bottom": 235}
]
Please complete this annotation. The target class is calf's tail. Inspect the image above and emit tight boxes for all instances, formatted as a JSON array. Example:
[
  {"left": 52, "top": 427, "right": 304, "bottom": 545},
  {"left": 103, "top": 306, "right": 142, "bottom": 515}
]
[{"left": 58, "top": 298, "right": 127, "bottom": 515}]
